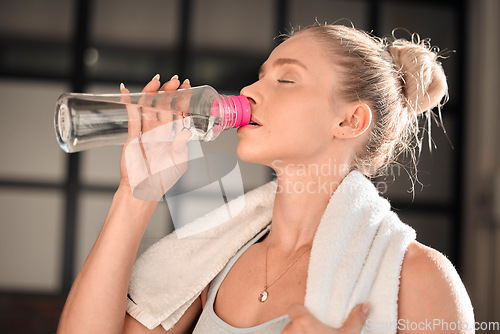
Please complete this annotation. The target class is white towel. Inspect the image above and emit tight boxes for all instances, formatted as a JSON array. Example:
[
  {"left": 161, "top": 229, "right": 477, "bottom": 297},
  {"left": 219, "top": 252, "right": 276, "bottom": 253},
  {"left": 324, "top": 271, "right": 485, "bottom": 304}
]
[{"left": 126, "top": 170, "right": 416, "bottom": 332}]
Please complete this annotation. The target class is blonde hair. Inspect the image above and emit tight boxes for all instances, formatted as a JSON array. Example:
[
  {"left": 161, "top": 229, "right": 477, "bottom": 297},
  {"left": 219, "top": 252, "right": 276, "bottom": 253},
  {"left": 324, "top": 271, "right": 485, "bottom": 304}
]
[{"left": 291, "top": 24, "right": 448, "bottom": 179}]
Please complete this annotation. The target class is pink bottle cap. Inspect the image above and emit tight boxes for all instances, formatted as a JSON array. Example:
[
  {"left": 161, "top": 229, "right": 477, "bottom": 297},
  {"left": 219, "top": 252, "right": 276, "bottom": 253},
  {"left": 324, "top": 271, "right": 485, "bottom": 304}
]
[
  {"left": 211, "top": 95, "right": 251, "bottom": 129},
  {"left": 228, "top": 95, "right": 251, "bottom": 128}
]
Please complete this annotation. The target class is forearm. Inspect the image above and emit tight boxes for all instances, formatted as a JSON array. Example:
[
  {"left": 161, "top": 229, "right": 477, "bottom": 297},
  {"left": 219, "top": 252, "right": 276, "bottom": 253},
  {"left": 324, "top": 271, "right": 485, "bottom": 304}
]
[{"left": 58, "top": 186, "right": 158, "bottom": 334}]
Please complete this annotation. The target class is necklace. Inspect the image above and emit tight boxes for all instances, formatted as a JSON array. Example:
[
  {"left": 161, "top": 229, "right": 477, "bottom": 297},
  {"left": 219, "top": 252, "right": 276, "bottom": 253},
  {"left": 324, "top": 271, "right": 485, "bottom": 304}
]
[{"left": 259, "top": 244, "right": 312, "bottom": 302}]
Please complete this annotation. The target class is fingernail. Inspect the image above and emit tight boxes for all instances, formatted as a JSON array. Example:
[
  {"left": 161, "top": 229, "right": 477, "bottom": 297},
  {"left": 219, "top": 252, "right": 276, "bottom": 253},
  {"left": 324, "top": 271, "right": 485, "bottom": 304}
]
[
  {"left": 120, "top": 83, "right": 126, "bottom": 90},
  {"left": 152, "top": 74, "right": 160, "bottom": 81},
  {"left": 362, "top": 303, "right": 371, "bottom": 315},
  {"left": 182, "top": 78, "right": 190, "bottom": 85},
  {"left": 170, "top": 74, "right": 179, "bottom": 81}
]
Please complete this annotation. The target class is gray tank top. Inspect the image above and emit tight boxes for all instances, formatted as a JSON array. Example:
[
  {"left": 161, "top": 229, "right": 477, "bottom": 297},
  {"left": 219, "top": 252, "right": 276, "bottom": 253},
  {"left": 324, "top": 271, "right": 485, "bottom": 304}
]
[{"left": 192, "top": 227, "right": 291, "bottom": 333}]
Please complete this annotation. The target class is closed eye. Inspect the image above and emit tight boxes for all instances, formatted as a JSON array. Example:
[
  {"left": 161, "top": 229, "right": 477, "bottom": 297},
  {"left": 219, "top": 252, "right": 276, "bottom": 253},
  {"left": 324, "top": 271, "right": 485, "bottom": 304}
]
[{"left": 277, "top": 79, "right": 294, "bottom": 84}]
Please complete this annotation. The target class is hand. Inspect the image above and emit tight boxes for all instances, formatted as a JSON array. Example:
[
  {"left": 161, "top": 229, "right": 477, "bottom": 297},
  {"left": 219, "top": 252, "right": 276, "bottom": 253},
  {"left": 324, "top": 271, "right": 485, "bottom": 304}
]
[
  {"left": 282, "top": 303, "right": 370, "bottom": 334},
  {"left": 118, "top": 75, "right": 193, "bottom": 201}
]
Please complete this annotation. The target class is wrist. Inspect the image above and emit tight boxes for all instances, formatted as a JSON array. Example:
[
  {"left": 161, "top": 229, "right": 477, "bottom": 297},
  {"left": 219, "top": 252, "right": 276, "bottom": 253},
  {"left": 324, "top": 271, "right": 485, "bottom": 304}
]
[{"left": 113, "top": 184, "right": 159, "bottom": 215}]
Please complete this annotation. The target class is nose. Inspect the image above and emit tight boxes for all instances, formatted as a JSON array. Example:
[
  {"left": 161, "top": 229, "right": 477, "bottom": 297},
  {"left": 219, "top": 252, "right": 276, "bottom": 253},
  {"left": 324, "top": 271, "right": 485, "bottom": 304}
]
[{"left": 240, "top": 81, "right": 259, "bottom": 107}]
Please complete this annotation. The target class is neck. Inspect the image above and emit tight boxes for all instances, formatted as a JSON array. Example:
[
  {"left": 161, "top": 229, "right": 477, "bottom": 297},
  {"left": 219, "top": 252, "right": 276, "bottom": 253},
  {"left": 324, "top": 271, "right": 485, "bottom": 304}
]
[{"left": 263, "top": 160, "right": 350, "bottom": 254}]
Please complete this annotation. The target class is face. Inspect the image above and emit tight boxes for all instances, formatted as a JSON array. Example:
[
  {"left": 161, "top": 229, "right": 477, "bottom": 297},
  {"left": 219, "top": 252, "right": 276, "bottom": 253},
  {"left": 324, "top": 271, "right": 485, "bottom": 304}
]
[{"left": 237, "top": 33, "right": 347, "bottom": 168}]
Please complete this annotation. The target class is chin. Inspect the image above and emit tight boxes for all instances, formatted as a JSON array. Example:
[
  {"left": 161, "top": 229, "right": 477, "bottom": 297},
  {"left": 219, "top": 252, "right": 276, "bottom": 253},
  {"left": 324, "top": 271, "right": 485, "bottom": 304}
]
[
  {"left": 236, "top": 143, "right": 259, "bottom": 163},
  {"left": 236, "top": 142, "right": 272, "bottom": 166}
]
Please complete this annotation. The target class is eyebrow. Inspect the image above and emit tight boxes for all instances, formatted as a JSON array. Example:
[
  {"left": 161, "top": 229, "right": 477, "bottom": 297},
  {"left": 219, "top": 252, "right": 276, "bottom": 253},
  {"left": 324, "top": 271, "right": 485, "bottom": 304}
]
[{"left": 258, "top": 58, "right": 308, "bottom": 76}]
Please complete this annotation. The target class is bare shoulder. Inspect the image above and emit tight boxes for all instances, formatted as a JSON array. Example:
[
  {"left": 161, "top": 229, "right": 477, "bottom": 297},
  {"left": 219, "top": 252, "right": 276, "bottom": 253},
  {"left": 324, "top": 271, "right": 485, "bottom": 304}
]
[{"left": 398, "top": 241, "right": 475, "bottom": 333}]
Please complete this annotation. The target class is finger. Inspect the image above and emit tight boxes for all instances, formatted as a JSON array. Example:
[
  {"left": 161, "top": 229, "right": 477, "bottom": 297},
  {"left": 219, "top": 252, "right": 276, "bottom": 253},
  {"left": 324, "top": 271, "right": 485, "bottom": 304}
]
[
  {"left": 140, "top": 74, "right": 162, "bottom": 114},
  {"left": 120, "top": 83, "right": 141, "bottom": 143},
  {"left": 174, "top": 78, "right": 192, "bottom": 114},
  {"left": 142, "top": 73, "right": 161, "bottom": 93},
  {"left": 341, "top": 303, "right": 370, "bottom": 334},
  {"left": 172, "top": 117, "right": 193, "bottom": 155},
  {"left": 120, "top": 84, "right": 130, "bottom": 100},
  {"left": 281, "top": 304, "right": 315, "bottom": 333},
  {"left": 160, "top": 74, "right": 180, "bottom": 92},
  {"left": 140, "top": 74, "right": 162, "bottom": 133},
  {"left": 141, "top": 105, "right": 159, "bottom": 135},
  {"left": 179, "top": 78, "right": 191, "bottom": 90},
  {"left": 287, "top": 304, "right": 311, "bottom": 321},
  {"left": 156, "top": 75, "right": 181, "bottom": 139}
]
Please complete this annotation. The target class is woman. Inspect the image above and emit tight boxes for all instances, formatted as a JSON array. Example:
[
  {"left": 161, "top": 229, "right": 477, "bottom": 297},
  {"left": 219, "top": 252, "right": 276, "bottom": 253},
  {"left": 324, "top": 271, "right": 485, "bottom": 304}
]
[{"left": 57, "top": 24, "right": 474, "bottom": 333}]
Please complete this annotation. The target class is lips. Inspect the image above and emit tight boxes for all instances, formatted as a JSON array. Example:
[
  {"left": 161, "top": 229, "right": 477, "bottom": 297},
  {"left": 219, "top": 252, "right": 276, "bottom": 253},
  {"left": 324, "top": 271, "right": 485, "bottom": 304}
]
[{"left": 248, "top": 115, "right": 262, "bottom": 126}]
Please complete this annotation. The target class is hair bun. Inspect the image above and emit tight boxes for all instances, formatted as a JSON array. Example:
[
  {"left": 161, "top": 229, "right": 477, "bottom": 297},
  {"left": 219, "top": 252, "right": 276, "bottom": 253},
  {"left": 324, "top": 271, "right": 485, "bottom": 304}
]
[{"left": 388, "top": 36, "right": 448, "bottom": 114}]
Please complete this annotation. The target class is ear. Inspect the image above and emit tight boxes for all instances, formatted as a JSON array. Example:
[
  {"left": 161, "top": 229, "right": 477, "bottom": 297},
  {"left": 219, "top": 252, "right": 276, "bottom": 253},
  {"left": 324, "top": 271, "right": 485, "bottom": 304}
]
[{"left": 333, "top": 103, "right": 372, "bottom": 138}]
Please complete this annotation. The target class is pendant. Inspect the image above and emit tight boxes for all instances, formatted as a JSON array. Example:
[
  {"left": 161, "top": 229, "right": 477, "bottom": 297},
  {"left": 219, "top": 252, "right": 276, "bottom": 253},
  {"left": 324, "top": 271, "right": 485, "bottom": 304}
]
[{"left": 259, "top": 288, "right": 268, "bottom": 302}]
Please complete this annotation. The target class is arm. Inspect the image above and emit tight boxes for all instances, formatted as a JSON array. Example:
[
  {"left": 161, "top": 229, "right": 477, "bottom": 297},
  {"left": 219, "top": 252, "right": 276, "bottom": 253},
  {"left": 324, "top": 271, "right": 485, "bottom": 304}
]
[
  {"left": 57, "top": 76, "right": 194, "bottom": 334},
  {"left": 397, "top": 241, "right": 475, "bottom": 334},
  {"left": 58, "top": 188, "right": 158, "bottom": 333}
]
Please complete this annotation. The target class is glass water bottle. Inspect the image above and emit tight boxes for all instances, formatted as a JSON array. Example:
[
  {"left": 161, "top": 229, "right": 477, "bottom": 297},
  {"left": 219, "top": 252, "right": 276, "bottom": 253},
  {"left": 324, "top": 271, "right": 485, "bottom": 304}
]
[{"left": 54, "top": 85, "right": 251, "bottom": 153}]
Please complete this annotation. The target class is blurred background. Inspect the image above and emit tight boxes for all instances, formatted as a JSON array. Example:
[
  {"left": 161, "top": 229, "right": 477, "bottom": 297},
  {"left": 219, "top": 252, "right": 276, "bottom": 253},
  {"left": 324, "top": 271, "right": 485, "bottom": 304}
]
[{"left": 0, "top": 0, "right": 498, "bottom": 333}]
